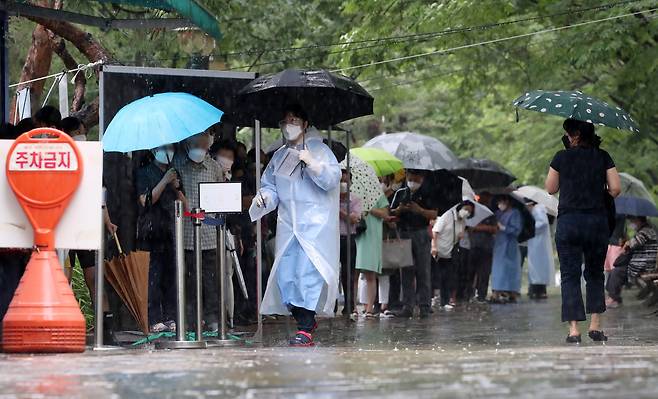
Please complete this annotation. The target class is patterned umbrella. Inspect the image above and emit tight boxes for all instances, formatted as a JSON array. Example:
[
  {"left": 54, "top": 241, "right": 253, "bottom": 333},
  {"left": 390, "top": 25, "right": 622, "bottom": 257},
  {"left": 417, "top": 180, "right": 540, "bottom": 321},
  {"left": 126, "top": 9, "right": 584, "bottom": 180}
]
[
  {"left": 350, "top": 147, "right": 404, "bottom": 177},
  {"left": 340, "top": 156, "right": 384, "bottom": 212},
  {"left": 363, "top": 132, "right": 458, "bottom": 171},
  {"left": 513, "top": 90, "right": 639, "bottom": 133}
]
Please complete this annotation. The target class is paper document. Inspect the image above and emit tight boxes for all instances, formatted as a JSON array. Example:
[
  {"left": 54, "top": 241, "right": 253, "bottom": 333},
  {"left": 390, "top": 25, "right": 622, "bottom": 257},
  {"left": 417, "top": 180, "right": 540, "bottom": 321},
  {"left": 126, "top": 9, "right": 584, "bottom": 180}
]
[{"left": 274, "top": 148, "right": 302, "bottom": 180}]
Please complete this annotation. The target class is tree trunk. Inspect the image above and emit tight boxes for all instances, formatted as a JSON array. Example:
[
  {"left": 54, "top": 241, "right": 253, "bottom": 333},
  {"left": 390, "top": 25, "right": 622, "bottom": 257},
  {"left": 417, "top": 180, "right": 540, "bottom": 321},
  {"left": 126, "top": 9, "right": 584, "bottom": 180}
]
[
  {"left": 8, "top": 24, "right": 54, "bottom": 123},
  {"left": 51, "top": 36, "right": 86, "bottom": 112}
]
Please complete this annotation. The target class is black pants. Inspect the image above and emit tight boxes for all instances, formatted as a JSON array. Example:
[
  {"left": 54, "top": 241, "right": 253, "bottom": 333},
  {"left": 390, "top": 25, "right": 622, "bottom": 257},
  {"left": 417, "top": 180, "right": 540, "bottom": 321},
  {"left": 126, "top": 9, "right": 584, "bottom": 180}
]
[
  {"left": 605, "top": 264, "right": 627, "bottom": 303},
  {"left": 436, "top": 257, "right": 457, "bottom": 306},
  {"left": 471, "top": 247, "right": 493, "bottom": 301},
  {"left": 556, "top": 213, "right": 608, "bottom": 322},
  {"left": 0, "top": 252, "right": 29, "bottom": 341},
  {"left": 148, "top": 247, "right": 177, "bottom": 325},
  {"left": 185, "top": 249, "right": 219, "bottom": 326},
  {"left": 339, "top": 235, "right": 357, "bottom": 313},
  {"left": 456, "top": 247, "right": 474, "bottom": 301},
  {"left": 291, "top": 306, "right": 316, "bottom": 333},
  {"left": 400, "top": 229, "right": 432, "bottom": 310}
]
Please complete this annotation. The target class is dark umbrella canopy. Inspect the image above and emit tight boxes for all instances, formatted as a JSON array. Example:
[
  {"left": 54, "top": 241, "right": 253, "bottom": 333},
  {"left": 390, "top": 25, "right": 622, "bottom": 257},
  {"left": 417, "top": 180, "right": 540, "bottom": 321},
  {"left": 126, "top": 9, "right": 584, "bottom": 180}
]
[
  {"left": 236, "top": 69, "right": 374, "bottom": 128},
  {"left": 615, "top": 196, "right": 658, "bottom": 217},
  {"left": 451, "top": 158, "right": 516, "bottom": 190}
]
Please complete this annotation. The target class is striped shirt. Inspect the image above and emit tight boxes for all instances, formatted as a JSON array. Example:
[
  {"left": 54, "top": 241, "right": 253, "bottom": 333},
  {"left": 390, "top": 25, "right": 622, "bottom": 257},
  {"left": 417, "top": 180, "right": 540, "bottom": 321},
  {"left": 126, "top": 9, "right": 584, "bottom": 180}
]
[
  {"left": 628, "top": 224, "right": 658, "bottom": 277},
  {"left": 173, "top": 153, "right": 224, "bottom": 251}
]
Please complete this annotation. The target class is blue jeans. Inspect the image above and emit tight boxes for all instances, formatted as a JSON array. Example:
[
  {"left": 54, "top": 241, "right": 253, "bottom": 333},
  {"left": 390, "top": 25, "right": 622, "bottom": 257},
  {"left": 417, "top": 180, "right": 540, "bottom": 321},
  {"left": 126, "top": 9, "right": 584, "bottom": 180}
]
[{"left": 556, "top": 212, "right": 608, "bottom": 322}]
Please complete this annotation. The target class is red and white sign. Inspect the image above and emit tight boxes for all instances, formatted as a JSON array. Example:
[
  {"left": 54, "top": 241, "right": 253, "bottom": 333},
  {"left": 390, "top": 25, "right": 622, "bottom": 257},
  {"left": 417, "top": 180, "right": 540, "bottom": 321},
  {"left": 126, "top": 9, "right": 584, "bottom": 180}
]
[{"left": 8, "top": 143, "right": 79, "bottom": 171}]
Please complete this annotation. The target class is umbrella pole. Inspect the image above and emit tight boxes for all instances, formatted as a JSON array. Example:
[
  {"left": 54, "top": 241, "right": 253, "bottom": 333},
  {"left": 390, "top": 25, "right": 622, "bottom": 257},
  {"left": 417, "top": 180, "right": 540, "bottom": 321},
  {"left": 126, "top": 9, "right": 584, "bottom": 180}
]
[
  {"left": 345, "top": 129, "right": 352, "bottom": 317},
  {"left": 93, "top": 213, "right": 107, "bottom": 349},
  {"left": 156, "top": 201, "right": 205, "bottom": 349},
  {"left": 254, "top": 120, "right": 263, "bottom": 343}
]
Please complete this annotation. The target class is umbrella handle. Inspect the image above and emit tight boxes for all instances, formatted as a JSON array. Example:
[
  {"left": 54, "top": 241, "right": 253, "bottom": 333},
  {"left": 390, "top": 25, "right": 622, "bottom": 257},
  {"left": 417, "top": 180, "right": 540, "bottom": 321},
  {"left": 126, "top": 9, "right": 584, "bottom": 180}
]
[{"left": 113, "top": 233, "right": 123, "bottom": 255}]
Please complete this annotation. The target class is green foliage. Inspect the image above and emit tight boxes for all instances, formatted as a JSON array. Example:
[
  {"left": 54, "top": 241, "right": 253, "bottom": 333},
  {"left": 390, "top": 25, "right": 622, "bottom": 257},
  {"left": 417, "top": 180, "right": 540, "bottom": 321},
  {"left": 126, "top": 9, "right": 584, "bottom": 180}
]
[
  {"left": 7, "top": 0, "right": 657, "bottom": 196},
  {"left": 70, "top": 259, "right": 94, "bottom": 328}
]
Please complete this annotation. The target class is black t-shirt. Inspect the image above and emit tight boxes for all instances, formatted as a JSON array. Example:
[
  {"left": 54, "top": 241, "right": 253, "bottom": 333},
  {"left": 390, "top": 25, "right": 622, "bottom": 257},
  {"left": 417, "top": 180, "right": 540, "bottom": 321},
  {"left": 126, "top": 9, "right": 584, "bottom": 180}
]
[
  {"left": 397, "top": 182, "right": 438, "bottom": 231},
  {"left": 135, "top": 162, "right": 177, "bottom": 250},
  {"left": 550, "top": 147, "right": 615, "bottom": 215}
]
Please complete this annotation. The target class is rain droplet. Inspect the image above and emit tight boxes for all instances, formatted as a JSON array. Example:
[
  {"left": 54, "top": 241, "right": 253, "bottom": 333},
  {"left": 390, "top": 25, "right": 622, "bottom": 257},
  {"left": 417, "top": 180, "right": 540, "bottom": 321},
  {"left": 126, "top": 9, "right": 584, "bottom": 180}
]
[
  {"left": 599, "top": 113, "right": 605, "bottom": 117},
  {"left": 586, "top": 109, "right": 592, "bottom": 113},
  {"left": 555, "top": 104, "right": 562, "bottom": 108}
]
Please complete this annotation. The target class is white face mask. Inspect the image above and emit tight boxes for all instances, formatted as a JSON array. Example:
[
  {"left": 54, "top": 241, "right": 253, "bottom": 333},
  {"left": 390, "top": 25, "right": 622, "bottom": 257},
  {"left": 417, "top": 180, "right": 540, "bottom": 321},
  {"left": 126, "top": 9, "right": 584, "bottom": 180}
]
[
  {"left": 282, "top": 124, "right": 303, "bottom": 141},
  {"left": 340, "top": 182, "right": 348, "bottom": 193},
  {"left": 216, "top": 155, "right": 233, "bottom": 172},
  {"left": 458, "top": 209, "right": 471, "bottom": 219},
  {"left": 407, "top": 180, "right": 421, "bottom": 192},
  {"left": 72, "top": 134, "right": 86, "bottom": 142},
  {"left": 498, "top": 203, "right": 508, "bottom": 212},
  {"left": 628, "top": 222, "right": 638, "bottom": 231},
  {"left": 154, "top": 149, "right": 175, "bottom": 165},
  {"left": 188, "top": 148, "right": 207, "bottom": 163}
]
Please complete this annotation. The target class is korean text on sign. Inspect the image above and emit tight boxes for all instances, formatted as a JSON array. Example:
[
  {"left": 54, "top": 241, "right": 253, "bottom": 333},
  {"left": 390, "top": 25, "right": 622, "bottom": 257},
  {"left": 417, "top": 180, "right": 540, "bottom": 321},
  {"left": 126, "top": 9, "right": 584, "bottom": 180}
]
[{"left": 8, "top": 143, "right": 79, "bottom": 171}]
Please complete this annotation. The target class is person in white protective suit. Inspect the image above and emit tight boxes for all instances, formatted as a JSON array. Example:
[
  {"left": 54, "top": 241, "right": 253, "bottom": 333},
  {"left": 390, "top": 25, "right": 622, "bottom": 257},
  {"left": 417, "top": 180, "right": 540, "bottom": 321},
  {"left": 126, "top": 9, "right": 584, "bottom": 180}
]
[
  {"left": 250, "top": 104, "right": 341, "bottom": 347},
  {"left": 526, "top": 201, "right": 555, "bottom": 299}
]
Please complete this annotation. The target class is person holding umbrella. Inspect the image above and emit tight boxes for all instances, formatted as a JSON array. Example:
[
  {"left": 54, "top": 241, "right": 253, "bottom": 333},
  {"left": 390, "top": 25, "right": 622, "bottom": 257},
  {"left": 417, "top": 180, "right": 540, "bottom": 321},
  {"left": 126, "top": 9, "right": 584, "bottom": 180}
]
[
  {"left": 136, "top": 143, "right": 185, "bottom": 333},
  {"left": 251, "top": 105, "right": 341, "bottom": 347},
  {"left": 545, "top": 118, "right": 621, "bottom": 343}
]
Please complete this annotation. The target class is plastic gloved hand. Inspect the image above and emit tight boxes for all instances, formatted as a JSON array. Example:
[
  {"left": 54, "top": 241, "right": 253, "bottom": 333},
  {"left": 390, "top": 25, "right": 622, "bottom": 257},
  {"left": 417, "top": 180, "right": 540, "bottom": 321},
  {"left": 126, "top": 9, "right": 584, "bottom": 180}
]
[
  {"left": 298, "top": 149, "right": 314, "bottom": 165},
  {"left": 255, "top": 190, "right": 271, "bottom": 208}
]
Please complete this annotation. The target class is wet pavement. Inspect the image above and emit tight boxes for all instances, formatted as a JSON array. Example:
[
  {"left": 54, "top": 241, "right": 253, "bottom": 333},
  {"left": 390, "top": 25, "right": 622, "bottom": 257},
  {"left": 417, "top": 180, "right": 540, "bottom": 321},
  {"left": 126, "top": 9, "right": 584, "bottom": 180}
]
[{"left": 1, "top": 290, "right": 658, "bottom": 398}]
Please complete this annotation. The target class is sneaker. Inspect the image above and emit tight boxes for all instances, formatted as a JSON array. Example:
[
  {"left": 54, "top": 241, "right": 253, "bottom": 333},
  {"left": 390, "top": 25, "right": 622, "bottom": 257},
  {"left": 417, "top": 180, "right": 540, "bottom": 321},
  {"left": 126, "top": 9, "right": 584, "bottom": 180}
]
[
  {"left": 289, "top": 331, "right": 315, "bottom": 347},
  {"left": 442, "top": 304, "right": 454, "bottom": 311},
  {"left": 150, "top": 322, "right": 168, "bottom": 333},
  {"left": 379, "top": 310, "right": 395, "bottom": 319},
  {"left": 164, "top": 320, "right": 176, "bottom": 333}
]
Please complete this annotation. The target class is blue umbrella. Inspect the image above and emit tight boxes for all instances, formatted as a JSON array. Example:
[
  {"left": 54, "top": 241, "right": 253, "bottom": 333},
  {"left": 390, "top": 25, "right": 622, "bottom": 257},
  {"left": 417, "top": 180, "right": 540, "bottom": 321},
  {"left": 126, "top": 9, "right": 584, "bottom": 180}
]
[
  {"left": 102, "top": 92, "right": 223, "bottom": 152},
  {"left": 615, "top": 196, "right": 658, "bottom": 217}
]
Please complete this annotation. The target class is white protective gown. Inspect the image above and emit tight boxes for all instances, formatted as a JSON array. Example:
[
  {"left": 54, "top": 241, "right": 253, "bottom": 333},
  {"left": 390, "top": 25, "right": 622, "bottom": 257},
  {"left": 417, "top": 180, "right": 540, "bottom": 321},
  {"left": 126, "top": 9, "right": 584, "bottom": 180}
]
[
  {"left": 250, "top": 128, "right": 341, "bottom": 316},
  {"left": 527, "top": 204, "right": 555, "bottom": 286}
]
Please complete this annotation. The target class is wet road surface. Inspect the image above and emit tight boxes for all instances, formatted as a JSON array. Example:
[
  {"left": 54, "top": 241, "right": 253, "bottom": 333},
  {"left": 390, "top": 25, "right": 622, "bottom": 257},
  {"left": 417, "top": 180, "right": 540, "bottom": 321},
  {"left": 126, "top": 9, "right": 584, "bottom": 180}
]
[{"left": 1, "top": 291, "right": 657, "bottom": 398}]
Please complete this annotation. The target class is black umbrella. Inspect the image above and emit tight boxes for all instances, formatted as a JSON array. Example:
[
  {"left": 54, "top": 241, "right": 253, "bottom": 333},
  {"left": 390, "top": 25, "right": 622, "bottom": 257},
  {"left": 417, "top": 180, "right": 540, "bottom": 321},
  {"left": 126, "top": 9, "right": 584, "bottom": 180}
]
[
  {"left": 451, "top": 158, "right": 516, "bottom": 190},
  {"left": 428, "top": 169, "right": 463, "bottom": 215},
  {"left": 236, "top": 69, "right": 374, "bottom": 128}
]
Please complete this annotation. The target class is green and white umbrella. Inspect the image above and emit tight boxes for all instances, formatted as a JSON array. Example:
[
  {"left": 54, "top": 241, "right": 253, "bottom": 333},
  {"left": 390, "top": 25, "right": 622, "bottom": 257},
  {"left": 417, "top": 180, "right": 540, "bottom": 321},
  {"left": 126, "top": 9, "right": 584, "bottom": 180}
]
[{"left": 513, "top": 90, "right": 639, "bottom": 133}]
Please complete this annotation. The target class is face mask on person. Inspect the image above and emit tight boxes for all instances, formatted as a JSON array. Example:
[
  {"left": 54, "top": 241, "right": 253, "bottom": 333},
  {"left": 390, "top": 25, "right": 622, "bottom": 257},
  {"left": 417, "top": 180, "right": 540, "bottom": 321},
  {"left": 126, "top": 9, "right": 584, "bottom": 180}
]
[
  {"left": 407, "top": 180, "right": 421, "bottom": 192},
  {"left": 628, "top": 222, "right": 638, "bottom": 231},
  {"left": 282, "top": 123, "right": 303, "bottom": 141},
  {"left": 458, "top": 208, "right": 471, "bottom": 219},
  {"left": 216, "top": 155, "right": 233, "bottom": 172},
  {"left": 153, "top": 149, "right": 175, "bottom": 165},
  {"left": 187, "top": 148, "right": 207, "bottom": 163},
  {"left": 340, "top": 182, "right": 348, "bottom": 193},
  {"left": 498, "top": 203, "right": 508, "bottom": 212},
  {"left": 72, "top": 134, "right": 86, "bottom": 142}
]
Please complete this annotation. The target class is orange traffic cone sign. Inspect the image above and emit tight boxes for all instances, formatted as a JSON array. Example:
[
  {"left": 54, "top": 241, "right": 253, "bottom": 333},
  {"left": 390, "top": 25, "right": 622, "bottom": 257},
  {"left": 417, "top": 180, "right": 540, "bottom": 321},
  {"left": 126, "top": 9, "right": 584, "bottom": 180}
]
[{"left": 2, "top": 128, "right": 86, "bottom": 353}]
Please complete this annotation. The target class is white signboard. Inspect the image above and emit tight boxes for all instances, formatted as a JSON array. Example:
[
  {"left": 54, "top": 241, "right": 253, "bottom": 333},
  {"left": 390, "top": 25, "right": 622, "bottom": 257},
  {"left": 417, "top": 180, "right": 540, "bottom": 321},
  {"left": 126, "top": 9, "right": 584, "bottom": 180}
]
[
  {"left": 199, "top": 182, "right": 242, "bottom": 214},
  {"left": 0, "top": 140, "right": 103, "bottom": 250}
]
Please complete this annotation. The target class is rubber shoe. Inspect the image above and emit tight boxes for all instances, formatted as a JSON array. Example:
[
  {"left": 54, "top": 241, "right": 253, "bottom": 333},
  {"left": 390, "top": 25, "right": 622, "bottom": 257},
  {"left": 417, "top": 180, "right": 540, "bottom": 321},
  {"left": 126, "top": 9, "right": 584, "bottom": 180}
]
[{"left": 289, "top": 331, "right": 315, "bottom": 347}]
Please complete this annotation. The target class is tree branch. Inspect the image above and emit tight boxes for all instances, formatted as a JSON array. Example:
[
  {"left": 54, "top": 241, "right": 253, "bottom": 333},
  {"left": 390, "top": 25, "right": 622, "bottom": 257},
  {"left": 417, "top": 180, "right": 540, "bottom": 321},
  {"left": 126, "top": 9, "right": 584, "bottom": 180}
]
[{"left": 50, "top": 36, "right": 86, "bottom": 112}]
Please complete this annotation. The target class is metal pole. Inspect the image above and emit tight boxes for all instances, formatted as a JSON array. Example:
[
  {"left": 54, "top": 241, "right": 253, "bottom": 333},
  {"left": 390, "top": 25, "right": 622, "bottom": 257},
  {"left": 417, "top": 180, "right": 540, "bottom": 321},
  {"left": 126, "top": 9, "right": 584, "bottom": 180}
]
[
  {"left": 345, "top": 129, "right": 352, "bottom": 317},
  {"left": 93, "top": 211, "right": 105, "bottom": 349},
  {"left": 254, "top": 120, "right": 263, "bottom": 343},
  {"left": 193, "top": 207, "right": 203, "bottom": 342},
  {"left": 156, "top": 200, "right": 205, "bottom": 349},
  {"left": 175, "top": 201, "right": 186, "bottom": 341},
  {"left": 207, "top": 219, "right": 242, "bottom": 347}
]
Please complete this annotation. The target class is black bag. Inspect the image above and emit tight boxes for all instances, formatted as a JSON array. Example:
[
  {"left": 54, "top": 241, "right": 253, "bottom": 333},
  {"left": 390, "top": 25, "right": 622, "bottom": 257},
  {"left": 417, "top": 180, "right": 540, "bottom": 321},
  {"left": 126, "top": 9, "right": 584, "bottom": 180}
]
[
  {"left": 613, "top": 251, "right": 631, "bottom": 268},
  {"left": 136, "top": 189, "right": 170, "bottom": 244},
  {"left": 517, "top": 206, "right": 536, "bottom": 243},
  {"left": 355, "top": 218, "right": 367, "bottom": 236}
]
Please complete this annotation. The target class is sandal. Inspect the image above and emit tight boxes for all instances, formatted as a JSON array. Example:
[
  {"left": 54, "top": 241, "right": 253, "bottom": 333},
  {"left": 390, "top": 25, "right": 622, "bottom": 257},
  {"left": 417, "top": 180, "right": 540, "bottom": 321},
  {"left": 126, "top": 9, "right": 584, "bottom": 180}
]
[
  {"left": 565, "top": 334, "right": 582, "bottom": 344},
  {"left": 588, "top": 330, "right": 608, "bottom": 342},
  {"left": 364, "top": 312, "right": 375, "bottom": 319},
  {"left": 289, "top": 331, "right": 315, "bottom": 347}
]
